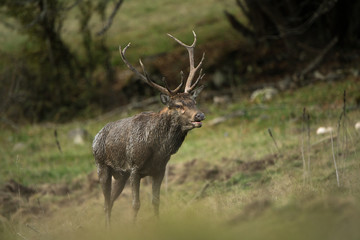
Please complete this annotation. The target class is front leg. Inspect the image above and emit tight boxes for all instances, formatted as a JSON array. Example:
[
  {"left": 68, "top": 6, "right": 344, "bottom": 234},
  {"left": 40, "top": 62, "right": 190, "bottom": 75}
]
[
  {"left": 152, "top": 170, "right": 165, "bottom": 218},
  {"left": 130, "top": 168, "right": 141, "bottom": 222}
]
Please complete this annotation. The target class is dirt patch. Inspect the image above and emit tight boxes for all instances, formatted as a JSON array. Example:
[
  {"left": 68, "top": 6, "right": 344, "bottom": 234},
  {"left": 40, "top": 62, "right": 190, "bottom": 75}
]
[
  {"left": 168, "top": 159, "right": 220, "bottom": 184},
  {"left": 0, "top": 191, "right": 21, "bottom": 218},
  {"left": 3, "top": 179, "right": 36, "bottom": 199},
  {"left": 0, "top": 180, "right": 37, "bottom": 218},
  {"left": 0, "top": 172, "right": 100, "bottom": 220},
  {"left": 238, "top": 155, "right": 276, "bottom": 172},
  {"left": 0, "top": 155, "right": 276, "bottom": 221},
  {"left": 167, "top": 154, "right": 276, "bottom": 184}
]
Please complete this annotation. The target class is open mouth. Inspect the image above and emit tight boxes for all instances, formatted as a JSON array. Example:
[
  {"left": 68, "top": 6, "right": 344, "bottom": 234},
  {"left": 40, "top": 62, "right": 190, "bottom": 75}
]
[{"left": 191, "top": 121, "right": 203, "bottom": 128}]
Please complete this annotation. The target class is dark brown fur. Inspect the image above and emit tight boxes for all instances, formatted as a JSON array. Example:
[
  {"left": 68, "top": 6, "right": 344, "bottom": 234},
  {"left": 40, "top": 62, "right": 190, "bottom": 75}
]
[{"left": 93, "top": 92, "right": 205, "bottom": 225}]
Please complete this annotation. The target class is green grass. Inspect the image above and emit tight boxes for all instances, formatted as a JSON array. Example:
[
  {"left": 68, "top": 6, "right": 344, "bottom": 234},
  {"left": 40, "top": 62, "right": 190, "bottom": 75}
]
[
  {"left": 103, "top": 0, "right": 239, "bottom": 58},
  {"left": 1, "top": 77, "right": 359, "bottom": 186},
  {"left": 1, "top": 76, "right": 360, "bottom": 240},
  {"left": 0, "top": 0, "right": 240, "bottom": 72},
  {"left": 2, "top": 1, "right": 360, "bottom": 239}
]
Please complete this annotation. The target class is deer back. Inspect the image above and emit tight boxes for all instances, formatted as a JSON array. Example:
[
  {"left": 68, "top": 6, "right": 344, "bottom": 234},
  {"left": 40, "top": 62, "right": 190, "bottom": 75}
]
[{"left": 93, "top": 111, "right": 187, "bottom": 174}]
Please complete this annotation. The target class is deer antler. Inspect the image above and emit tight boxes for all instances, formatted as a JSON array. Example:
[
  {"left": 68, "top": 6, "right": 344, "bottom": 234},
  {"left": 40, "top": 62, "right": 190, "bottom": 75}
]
[
  {"left": 167, "top": 31, "right": 205, "bottom": 93},
  {"left": 161, "top": 74, "right": 184, "bottom": 96},
  {"left": 119, "top": 43, "right": 183, "bottom": 96}
]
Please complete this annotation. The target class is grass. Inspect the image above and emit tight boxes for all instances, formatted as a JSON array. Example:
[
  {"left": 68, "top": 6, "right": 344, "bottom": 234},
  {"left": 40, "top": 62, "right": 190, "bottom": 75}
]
[
  {"left": 1, "top": 76, "right": 360, "bottom": 239},
  {"left": 103, "top": 0, "right": 240, "bottom": 59},
  {"left": 1, "top": 78, "right": 359, "bottom": 186},
  {"left": 0, "top": 0, "right": 239, "bottom": 64},
  {"left": 2, "top": 1, "right": 360, "bottom": 239}
]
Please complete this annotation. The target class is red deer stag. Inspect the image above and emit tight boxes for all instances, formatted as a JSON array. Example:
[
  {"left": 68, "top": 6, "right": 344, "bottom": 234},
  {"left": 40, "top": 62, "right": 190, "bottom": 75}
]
[{"left": 92, "top": 31, "right": 205, "bottom": 225}]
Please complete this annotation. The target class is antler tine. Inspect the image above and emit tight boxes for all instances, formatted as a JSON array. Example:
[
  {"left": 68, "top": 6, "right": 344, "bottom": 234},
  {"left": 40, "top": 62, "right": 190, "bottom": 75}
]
[
  {"left": 187, "top": 68, "right": 205, "bottom": 93},
  {"left": 119, "top": 44, "right": 170, "bottom": 95},
  {"left": 180, "top": 71, "right": 184, "bottom": 82},
  {"left": 161, "top": 76, "right": 184, "bottom": 95},
  {"left": 171, "top": 71, "right": 184, "bottom": 93},
  {"left": 167, "top": 30, "right": 197, "bottom": 48},
  {"left": 167, "top": 31, "right": 205, "bottom": 93}
]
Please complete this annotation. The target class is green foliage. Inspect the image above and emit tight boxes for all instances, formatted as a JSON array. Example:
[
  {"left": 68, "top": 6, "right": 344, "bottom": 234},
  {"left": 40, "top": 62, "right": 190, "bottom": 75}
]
[
  {"left": 0, "top": 0, "right": 238, "bottom": 122},
  {"left": 0, "top": 0, "right": 117, "bottom": 122}
]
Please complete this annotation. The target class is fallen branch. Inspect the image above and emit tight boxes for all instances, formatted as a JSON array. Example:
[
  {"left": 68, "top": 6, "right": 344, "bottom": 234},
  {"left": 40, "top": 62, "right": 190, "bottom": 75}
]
[{"left": 298, "top": 37, "right": 338, "bottom": 79}]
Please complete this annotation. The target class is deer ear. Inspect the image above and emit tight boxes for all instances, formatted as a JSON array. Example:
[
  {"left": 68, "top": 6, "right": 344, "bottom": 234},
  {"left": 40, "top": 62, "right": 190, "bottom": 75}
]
[
  {"left": 191, "top": 85, "right": 204, "bottom": 99},
  {"left": 160, "top": 93, "right": 171, "bottom": 105}
]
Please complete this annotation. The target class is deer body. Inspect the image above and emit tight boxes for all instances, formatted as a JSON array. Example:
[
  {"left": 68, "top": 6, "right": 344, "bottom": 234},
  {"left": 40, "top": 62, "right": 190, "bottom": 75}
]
[
  {"left": 94, "top": 108, "right": 189, "bottom": 176},
  {"left": 93, "top": 32, "right": 205, "bottom": 225}
]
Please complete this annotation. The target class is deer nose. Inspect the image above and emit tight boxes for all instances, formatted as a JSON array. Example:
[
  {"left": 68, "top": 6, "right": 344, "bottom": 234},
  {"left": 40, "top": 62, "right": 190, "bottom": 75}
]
[{"left": 194, "top": 112, "right": 205, "bottom": 121}]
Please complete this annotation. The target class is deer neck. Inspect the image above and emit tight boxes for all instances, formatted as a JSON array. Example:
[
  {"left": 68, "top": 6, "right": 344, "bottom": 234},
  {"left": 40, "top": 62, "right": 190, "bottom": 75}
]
[
  {"left": 158, "top": 108, "right": 188, "bottom": 154},
  {"left": 159, "top": 107, "right": 191, "bottom": 132}
]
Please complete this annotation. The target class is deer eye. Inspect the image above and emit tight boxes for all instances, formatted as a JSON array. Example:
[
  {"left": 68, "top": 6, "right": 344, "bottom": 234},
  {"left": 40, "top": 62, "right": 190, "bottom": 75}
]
[{"left": 174, "top": 104, "right": 183, "bottom": 109}]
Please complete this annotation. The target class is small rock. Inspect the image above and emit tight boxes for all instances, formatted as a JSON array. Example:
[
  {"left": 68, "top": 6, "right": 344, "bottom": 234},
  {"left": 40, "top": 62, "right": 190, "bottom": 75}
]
[
  {"left": 351, "top": 69, "right": 359, "bottom": 77},
  {"left": 213, "top": 95, "right": 231, "bottom": 105},
  {"left": 73, "top": 134, "right": 84, "bottom": 145},
  {"left": 67, "top": 128, "right": 89, "bottom": 145},
  {"left": 316, "top": 126, "right": 334, "bottom": 135},
  {"left": 209, "top": 116, "right": 227, "bottom": 126},
  {"left": 208, "top": 110, "right": 245, "bottom": 126},
  {"left": 314, "top": 71, "right": 325, "bottom": 80},
  {"left": 250, "top": 87, "right": 278, "bottom": 102},
  {"left": 12, "top": 142, "right": 26, "bottom": 152},
  {"left": 355, "top": 122, "right": 360, "bottom": 130},
  {"left": 212, "top": 70, "right": 227, "bottom": 87},
  {"left": 277, "top": 76, "right": 292, "bottom": 91}
]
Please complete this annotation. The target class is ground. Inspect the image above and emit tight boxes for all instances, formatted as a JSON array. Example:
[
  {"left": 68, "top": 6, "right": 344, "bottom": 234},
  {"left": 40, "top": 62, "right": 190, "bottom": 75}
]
[{"left": 0, "top": 72, "right": 360, "bottom": 239}]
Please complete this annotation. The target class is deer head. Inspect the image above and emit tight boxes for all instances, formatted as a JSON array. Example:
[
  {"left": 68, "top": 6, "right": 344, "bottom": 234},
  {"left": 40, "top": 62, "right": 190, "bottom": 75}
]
[{"left": 119, "top": 31, "right": 206, "bottom": 130}]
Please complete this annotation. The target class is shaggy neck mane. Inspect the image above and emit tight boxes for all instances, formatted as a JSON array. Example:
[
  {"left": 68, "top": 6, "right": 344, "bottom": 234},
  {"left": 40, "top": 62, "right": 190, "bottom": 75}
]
[{"left": 158, "top": 107, "right": 188, "bottom": 155}]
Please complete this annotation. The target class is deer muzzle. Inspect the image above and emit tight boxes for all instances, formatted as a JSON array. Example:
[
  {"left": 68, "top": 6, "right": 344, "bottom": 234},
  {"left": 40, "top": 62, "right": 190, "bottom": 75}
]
[{"left": 192, "top": 112, "right": 205, "bottom": 128}]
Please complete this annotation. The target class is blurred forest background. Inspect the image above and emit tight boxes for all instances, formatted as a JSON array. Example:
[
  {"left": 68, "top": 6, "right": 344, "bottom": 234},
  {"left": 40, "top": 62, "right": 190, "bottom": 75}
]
[{"left": 0, "top": 0, "right": 359, "bottom": 123}]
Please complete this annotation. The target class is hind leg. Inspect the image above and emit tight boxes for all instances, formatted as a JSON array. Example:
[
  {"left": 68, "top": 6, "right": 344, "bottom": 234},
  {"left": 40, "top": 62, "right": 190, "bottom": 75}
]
[
  {"left": 109, "top": 170, "right": 130, "bottom": 212},
  {"left": 97, "top": 164, "right": 112, "bottom": 227},
  {"left": 130, "top": 169, "right": 141, "bottom": 222}
]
